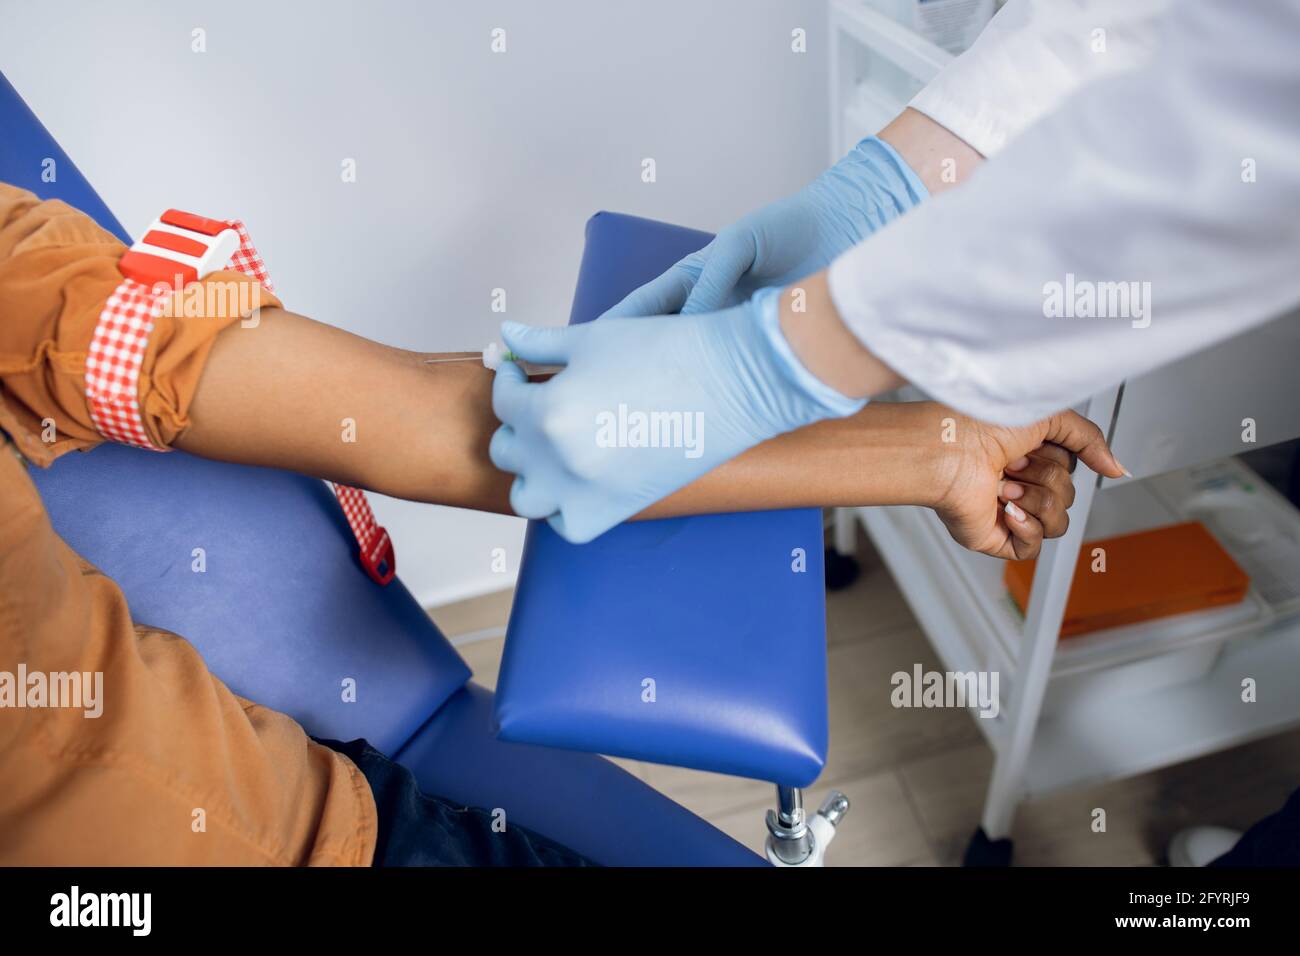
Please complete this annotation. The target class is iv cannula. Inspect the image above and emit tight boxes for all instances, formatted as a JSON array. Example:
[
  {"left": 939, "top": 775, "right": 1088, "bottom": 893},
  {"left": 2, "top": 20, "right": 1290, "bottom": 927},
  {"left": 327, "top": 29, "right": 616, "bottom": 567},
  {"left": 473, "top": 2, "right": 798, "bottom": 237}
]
[{"left": 422, "top": 347, "right": 562, "bottom": 377}]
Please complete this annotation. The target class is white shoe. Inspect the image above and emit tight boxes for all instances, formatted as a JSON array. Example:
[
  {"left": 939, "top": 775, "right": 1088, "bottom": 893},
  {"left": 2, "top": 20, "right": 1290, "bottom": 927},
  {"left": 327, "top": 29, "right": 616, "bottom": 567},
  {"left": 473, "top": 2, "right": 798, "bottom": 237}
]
[{"left": 1168, "top": 826, "right": 1242, "bottom": 867}]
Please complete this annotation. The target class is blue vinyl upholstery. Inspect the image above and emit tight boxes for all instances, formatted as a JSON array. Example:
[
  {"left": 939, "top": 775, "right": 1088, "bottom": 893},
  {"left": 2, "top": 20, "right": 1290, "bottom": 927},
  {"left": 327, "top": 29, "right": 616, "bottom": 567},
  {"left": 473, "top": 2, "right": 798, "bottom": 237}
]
[
  {"left": 495, "top": 212, "right": 830, "bottom": 788},
  {"left": 2, "top": 70, "right": 765, "bottom": 865},
  {"left": 0, "top": 72, "right": 130, "bottom": 243},
  {"left": 397, "top": 684, "right": 765, "bottom": 866},
  {"left": 31, "top": 443, "right": 472, "bottom": 756}
]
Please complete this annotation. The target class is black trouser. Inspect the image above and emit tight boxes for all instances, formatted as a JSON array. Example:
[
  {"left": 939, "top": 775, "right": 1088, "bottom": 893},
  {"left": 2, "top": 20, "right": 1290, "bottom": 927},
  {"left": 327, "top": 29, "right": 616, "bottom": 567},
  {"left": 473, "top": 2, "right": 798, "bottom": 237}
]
[
  {"left": 319, "top": 738, "right": 596, "bottom": 867},
  {"left": 1211, "top": 786, "right": 1300, "bottom": 867}
]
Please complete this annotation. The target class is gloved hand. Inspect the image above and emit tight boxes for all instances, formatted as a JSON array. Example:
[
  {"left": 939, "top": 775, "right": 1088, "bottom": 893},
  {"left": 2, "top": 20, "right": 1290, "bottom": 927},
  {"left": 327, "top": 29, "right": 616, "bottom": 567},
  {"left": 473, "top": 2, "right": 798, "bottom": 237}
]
[
  {"left": 490, "top": 288, "right": 864, "bottom": 543},
  {"left": 602, "top": 137, "right": 927, "bottom": 319}
]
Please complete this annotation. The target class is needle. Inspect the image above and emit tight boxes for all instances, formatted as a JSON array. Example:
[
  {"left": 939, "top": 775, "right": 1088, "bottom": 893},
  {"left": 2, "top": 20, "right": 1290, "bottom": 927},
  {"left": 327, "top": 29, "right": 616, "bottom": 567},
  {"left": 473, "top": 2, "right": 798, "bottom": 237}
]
[
  {"left": 422, "top": 349, "right": 562, "bottom": 377},
  {"left": 422, "top": 353, "right": 486, "bottom": 364}
]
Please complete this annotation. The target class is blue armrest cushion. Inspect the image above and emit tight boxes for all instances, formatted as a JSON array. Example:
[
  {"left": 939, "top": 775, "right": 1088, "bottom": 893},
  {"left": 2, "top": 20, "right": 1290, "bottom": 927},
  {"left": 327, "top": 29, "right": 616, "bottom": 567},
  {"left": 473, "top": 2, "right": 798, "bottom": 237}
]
[
  {"left": 399, "top": 684, "right": 766, "bottom": 866},
  {"left": 493, "top": 211, "right": 828, "bottom": 788}
]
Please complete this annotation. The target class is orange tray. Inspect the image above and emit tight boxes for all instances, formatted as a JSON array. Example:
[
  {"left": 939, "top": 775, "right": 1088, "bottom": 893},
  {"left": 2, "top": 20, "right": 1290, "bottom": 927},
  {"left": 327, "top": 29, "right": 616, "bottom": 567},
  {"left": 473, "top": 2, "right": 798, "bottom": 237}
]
[{"left": 1004, "top": 521, "right": 1250, "bottom": 638}]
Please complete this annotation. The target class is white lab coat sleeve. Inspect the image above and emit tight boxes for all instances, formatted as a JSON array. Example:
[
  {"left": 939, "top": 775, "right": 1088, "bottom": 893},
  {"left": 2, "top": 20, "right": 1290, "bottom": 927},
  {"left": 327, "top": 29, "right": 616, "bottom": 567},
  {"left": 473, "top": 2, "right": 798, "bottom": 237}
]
[
  {"left": 828, "top": 0, "right": 1300, "bottom": 427},
  {"left": 910, "top": 0, "right": 1168, "bottom": 157}
]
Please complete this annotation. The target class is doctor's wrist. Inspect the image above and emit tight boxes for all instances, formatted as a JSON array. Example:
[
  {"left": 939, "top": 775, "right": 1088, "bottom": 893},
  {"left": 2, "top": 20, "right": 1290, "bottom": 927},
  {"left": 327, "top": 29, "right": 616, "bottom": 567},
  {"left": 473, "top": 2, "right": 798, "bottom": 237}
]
[
  {"left": 878, "top": 107, "right": 985, "bottom": 196},
  {"left": 776, "top": 272, "right": 907, "bottom": 400}
]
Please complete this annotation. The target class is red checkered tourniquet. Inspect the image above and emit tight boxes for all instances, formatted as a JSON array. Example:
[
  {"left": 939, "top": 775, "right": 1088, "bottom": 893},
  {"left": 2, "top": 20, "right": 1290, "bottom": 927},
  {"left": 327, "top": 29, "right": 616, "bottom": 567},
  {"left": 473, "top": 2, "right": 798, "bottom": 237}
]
[
  {"left": 86, "top": 216, "right": 396, "bottom": 585},
  {"left": 331, "top": 482, "right": 393, "bottom": 581}
]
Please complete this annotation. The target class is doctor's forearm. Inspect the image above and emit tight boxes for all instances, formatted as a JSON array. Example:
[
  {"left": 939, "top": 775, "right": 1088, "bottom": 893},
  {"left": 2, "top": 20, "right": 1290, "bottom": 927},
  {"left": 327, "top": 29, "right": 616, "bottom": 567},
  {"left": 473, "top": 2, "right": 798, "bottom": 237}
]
[
  {"left": 878, "top": 107, "right": 984, "bottom": 196},
  {"left": 812, "top": 0, "right": 1300, "bottom": 426},
  {"left": 772, "top": 111, "right": 984, "bottom": 399},
  {"left": 177, "top": 307, "right": 949, "bottom": 516},
  {"left": 777, "top": 270, "right": 908, "bottom": 400}
]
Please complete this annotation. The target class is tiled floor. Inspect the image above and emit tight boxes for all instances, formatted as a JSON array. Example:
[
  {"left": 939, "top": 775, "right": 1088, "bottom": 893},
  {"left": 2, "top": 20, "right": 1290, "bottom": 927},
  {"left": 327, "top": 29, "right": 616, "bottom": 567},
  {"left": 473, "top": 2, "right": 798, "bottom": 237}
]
[{"left": 429, "top": 526, "right": 1300, "bottom": 866}]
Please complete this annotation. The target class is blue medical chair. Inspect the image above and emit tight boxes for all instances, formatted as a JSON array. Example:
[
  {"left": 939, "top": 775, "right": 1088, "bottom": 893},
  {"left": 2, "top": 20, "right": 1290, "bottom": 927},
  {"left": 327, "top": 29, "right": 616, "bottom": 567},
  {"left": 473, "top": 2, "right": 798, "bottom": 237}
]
[{"left": 3, "top": 70, "right": 844, "bottom": 866}]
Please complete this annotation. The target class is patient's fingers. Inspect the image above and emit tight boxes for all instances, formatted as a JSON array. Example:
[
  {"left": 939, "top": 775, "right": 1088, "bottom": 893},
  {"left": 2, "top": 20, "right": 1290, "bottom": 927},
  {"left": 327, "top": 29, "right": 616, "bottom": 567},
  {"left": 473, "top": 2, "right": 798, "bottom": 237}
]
[
  {"left": 1002, "top": 499, "right": 1045, "bottom": 561},
  {"left": 1005, "top": 454, "right": 1076, "bottom": 510},
  {"left": 1001, "top": 481, "right": 1069, "bottom": 538},
  {"left": 1027, "top": 441, "right": 1075, "bottom": 474},
  {"left": 1041, "top": 410, "right": 1125, "bottom": 479}
]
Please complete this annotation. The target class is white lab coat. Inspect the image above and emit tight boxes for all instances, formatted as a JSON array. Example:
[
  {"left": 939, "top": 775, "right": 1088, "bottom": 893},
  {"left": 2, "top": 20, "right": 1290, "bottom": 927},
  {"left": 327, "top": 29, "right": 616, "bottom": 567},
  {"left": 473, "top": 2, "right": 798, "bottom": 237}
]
[
  {"left": 829, "top": 0, "right": 1300, "bottom": 425},
  {"left": 911, "top": 0, "right": 1169, "bottom": 157}
]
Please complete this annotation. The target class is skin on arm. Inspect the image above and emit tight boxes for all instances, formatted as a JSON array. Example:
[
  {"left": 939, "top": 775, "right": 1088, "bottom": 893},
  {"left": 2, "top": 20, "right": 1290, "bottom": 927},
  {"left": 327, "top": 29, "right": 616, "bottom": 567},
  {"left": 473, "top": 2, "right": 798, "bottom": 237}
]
[
  {"left": 879, "top": 107, "right": 985, "bottom": 197},
  {"left": 177, "top": 307, "right": 934, "bottom": 515},
  {"left": 178, "top": 307, "right": 1120, "bottom": 560}
]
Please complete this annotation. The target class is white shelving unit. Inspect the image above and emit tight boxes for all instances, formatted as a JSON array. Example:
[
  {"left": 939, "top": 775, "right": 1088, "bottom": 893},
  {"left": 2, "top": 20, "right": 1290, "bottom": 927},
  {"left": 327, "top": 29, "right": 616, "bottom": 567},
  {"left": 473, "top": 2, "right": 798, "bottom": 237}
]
[
  {"left": 829, "top": 1, "right": 952, "bottom": 158},
  {"left": 851, "top": 456, "right": 1300, "bottom": 796},
  {"left": 828, "top": 0, "right": 1300, "bottom": 859}
]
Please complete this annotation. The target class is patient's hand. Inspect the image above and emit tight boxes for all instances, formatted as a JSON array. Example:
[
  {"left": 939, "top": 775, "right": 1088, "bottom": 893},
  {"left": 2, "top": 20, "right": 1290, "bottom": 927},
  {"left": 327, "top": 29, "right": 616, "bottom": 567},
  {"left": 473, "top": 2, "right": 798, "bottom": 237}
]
[{"left": 930, "top": 409, "right": 1126, "bottom": 561}]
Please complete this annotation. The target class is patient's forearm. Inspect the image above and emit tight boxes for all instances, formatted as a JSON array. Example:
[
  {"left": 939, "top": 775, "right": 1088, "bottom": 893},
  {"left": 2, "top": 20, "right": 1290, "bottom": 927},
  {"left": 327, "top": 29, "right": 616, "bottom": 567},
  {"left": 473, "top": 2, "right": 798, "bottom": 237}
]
[
  {"left": 650, "top": 406, "right": 945, "bottom": 517},
  {"left": 179, "top": 307, "right": 949, "bottom": 517},
  {"left": 179, "top": 309, "right": 516, "bottom": 507}
]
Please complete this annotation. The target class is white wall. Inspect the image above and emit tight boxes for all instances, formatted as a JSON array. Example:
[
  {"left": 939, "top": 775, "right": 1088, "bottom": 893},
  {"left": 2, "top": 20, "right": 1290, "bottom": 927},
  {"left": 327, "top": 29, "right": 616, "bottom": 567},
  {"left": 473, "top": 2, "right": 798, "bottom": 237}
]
[{"left": 1, "top": 0, "right": 829, "bottom": 607}]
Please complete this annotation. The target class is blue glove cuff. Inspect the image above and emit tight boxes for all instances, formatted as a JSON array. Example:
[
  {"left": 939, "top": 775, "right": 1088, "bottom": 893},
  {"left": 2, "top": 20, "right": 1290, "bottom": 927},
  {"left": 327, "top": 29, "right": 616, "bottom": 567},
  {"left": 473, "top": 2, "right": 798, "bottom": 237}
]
[
  {"left": 751, "top": 287, "right": 868, "bottom": 420},
  {"left": 850, "top": 135, "right": 930, "bottom": 208}
]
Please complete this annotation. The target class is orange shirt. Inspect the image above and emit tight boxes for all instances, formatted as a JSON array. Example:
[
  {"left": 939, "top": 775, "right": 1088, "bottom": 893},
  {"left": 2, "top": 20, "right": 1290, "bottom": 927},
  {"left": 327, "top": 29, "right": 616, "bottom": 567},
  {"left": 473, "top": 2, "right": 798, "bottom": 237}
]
[{"left": 0, "top": 183, "right": 377, "bottom": 864}]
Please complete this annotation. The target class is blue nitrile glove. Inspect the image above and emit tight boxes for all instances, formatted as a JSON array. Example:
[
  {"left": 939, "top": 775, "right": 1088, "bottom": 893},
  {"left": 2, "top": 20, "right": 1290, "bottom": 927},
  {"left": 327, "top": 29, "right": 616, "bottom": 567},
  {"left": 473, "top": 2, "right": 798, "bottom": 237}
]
[
  {"left": 602, "top": 137, "right": 927, "bottom": 320},
  {"left": 490, "top": 288, "right": 865, "bottom": 543}
]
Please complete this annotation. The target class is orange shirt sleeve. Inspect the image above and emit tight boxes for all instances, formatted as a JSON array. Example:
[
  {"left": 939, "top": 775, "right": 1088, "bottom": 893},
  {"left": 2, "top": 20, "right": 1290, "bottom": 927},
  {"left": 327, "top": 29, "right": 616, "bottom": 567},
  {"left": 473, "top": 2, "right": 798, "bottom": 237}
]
[
  {"left": 0, "top": 182, "right": 376, "bottom": 865},
  {"left": 0, "top": 182, "right": 281, "bottom": 465}
]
